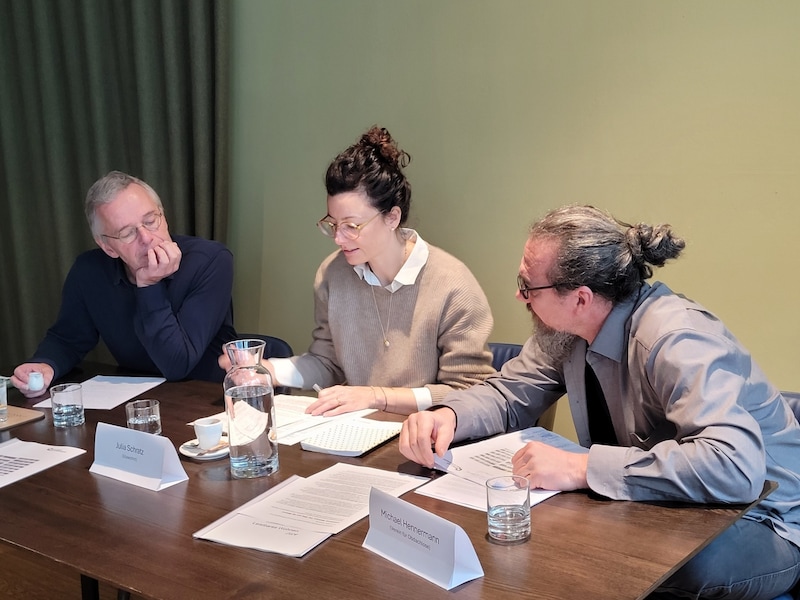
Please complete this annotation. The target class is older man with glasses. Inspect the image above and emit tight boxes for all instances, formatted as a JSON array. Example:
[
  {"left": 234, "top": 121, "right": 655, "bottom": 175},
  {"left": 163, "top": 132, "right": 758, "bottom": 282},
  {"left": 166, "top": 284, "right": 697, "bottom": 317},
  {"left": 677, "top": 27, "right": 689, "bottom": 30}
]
[
  {"left": 401, "top": 205, "right": 800, "bottom": 600},
  {"left": 12, "top": 171, "right": 237, "bottom": 395}
]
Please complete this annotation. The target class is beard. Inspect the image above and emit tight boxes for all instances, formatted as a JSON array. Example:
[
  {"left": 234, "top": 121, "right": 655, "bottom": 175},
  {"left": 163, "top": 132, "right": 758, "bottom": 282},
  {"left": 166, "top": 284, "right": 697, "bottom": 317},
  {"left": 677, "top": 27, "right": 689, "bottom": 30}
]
[{"left": 530, "top": 311, "right": 578, "bottom": 364}]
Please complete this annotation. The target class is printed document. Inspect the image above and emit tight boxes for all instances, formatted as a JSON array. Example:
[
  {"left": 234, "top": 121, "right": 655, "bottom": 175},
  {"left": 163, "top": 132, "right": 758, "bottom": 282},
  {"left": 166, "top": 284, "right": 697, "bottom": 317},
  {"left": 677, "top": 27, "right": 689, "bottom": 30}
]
[
  {"left": 0, "top": 438, "right": 85, "bottom": 488},
  {"left": 417, "top": 427, "right": 588, "bottom": 511},
  {"left": 188, "top": 395, "right": 377, "bottom": 445},
  {"left": 194, "top": 463, "right": 429, "bottom": 557},
  {"left": 273, "top": 394, "right": 375, "bottom": 445}
]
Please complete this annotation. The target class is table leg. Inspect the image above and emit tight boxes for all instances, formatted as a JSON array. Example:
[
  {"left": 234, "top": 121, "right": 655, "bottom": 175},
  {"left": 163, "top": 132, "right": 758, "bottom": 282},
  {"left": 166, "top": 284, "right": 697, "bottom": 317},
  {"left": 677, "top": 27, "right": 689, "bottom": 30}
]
[{"left": 80, "top": 574, "right": 99, "bottom": 600}]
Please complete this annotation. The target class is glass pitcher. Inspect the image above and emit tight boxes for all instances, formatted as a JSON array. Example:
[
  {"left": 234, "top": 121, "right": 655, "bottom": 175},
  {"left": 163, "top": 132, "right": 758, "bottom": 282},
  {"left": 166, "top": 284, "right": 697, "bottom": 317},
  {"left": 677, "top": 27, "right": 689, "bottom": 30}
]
[{"left": 222, "top": 339, "right": 278, "bottom": 478}]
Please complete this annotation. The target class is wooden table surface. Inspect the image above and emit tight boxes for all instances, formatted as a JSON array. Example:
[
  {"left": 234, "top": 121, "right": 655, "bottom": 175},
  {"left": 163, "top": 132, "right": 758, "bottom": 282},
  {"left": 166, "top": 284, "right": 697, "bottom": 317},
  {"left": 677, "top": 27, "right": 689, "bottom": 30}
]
[{"left": 0, "top": 371, "right": 760, "bottom": 600}]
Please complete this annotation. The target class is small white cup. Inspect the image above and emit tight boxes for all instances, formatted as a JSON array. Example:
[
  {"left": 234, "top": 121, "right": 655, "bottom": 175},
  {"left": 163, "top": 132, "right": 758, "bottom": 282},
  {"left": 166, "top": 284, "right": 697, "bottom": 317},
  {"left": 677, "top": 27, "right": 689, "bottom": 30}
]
[
  {"left": 28, "top": 371, "right": 44, "bottom": 392},
  {"left": 194, "top": 417, "right": 224, "bottom": 450}
]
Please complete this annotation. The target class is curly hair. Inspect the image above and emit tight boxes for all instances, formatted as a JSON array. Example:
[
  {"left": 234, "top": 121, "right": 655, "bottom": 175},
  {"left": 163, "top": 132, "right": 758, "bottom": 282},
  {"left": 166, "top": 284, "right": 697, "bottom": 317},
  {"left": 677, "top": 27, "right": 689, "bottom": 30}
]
[{"left": 325, "top": 126, "right": 412, "bottom": 224}]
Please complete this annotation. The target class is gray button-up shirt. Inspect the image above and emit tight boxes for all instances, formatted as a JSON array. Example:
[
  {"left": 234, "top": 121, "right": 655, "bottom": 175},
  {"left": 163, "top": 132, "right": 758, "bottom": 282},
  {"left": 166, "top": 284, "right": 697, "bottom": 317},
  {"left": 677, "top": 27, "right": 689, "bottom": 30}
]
[{"left": 446, "top": 281, "right": 800, "bottom": 547}]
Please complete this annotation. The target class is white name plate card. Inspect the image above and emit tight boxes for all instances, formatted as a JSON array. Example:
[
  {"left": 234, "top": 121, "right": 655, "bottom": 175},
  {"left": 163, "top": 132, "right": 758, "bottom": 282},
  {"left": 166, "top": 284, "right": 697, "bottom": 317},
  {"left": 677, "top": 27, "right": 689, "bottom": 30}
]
[
  {"left": 90, "top": 422, "right": 188, "bottom": 491},
  {"left": 362, "top": 487, "right": 483, "bottom": 590}
]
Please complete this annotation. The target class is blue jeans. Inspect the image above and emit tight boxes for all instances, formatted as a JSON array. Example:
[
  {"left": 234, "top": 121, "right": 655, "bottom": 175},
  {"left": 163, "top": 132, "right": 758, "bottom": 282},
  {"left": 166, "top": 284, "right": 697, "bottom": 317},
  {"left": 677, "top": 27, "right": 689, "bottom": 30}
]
[{"left": 647, "top": 519, "right": 800, "bottom": 600}]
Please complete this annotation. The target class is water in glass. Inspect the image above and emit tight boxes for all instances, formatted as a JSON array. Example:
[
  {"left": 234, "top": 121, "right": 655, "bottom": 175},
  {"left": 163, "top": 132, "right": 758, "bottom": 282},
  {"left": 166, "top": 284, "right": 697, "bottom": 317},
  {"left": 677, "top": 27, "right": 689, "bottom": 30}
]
[
  {"left": 225, "top": 384, "right": 278, "bottom": 478},
  {"left": 53, "top": 404, "right": 85, "bottom": 427}
]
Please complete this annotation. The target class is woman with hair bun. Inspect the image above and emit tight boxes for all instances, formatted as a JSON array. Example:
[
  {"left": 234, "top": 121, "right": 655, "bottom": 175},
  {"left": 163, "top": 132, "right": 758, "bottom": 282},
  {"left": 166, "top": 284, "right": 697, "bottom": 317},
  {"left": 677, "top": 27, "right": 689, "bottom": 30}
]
[{"left": 243, "top": 125, "right": 495, "bottom": 415}]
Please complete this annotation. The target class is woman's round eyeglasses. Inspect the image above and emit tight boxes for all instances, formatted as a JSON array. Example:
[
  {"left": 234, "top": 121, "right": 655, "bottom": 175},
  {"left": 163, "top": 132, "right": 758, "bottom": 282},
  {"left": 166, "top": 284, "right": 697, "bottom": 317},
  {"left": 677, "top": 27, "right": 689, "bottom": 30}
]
[{"left": 316, "top": 211, "right": 381, "bottom": 241}]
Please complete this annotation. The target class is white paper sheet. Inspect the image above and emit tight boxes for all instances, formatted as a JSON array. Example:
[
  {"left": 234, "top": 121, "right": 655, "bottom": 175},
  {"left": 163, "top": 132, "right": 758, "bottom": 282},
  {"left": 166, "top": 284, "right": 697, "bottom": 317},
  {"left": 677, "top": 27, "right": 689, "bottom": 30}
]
[
  {"left": 189, "top": 395, "right": 377, "bottom": 445},
  {"left": 273, "top": 394, "right": 376, "bottom": 445},
  {"left": 194, "top": 464, "right": 429, "bottom": 557},
  {"left": 416, "top": 473, "right": 559, "bottom": 511},
  {"left": 433, "top": 426, "right": 588, "bottom": 486},
  {"left": 194, "top": 475, "right": 331, "bottom": 557},
  {"left": 0, "top": 438, "right": 86, "bottom": 488},
  {"left": 34, "top": 376, "right": 165, "bottom": 410},
  {"left": 238, "top": 462, "right": 429, "bottom": 534},
  {"left": 417, "top": 427, "right": 587, "bottom": 509}
]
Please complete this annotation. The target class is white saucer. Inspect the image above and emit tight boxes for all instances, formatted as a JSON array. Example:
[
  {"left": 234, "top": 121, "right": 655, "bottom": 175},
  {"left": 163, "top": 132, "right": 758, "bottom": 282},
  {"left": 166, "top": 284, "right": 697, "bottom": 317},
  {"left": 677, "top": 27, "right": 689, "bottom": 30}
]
[{"left": 179, "top": 438, "right": 229, "bottom": 461}]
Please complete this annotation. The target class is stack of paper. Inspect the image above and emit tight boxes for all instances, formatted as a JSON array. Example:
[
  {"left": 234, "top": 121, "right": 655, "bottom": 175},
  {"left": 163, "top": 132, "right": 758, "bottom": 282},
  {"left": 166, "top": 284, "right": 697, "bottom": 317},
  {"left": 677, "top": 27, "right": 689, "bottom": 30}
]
[{"left": 194, "top": 463, "right": 428, "bottom": 557}]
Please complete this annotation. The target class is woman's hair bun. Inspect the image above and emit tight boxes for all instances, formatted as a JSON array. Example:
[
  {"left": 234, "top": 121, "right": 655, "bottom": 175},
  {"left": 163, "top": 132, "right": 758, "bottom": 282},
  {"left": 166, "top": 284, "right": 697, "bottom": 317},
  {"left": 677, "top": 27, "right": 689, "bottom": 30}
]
[{"left": 359, "top": 126, "right": 410, "bottom": 168}]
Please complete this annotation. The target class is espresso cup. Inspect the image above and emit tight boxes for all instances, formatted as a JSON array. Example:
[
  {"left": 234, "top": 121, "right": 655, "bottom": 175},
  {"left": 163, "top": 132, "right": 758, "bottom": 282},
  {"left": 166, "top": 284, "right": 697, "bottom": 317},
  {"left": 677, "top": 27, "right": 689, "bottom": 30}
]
[{"left": 194, "top": 417, "right": 224, "bottom": 450}]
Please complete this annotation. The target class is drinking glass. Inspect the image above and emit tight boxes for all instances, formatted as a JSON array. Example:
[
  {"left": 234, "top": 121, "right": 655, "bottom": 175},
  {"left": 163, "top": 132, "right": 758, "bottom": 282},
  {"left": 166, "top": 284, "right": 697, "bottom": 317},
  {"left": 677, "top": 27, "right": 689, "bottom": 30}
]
[
  {"left": 51, "top": 383, "right": 85, "bottom": 427},
  {"left": 486, "top": 475, "right": 531, "bottom": 543},
  {"left": 125, "top": 399, "right": 162, "bottom": 435}
]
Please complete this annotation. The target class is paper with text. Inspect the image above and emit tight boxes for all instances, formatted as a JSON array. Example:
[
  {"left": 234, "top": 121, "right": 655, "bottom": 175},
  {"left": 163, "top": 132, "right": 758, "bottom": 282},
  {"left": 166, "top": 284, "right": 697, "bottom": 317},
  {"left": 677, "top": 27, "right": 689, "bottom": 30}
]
[
  {"left": 188, "top": 395, "right": 377, "bottom": 446},
  {"left": 34, "top": 376, "right": 165, "bottom": 410},
  {"left": 194, "top": 475, "right": 331, "bottom": 557},
  {"left": 273, "top": 394, "right": 376, "bottom": 445},
  {"left": 239, "top": 462, "right": 429, "bottom": 534},
  {"left": 419, "top": 427, "right": 587, "bottom": 510},
  {"left": 0, "top": 438, "right": 85, "bottom": 488}
]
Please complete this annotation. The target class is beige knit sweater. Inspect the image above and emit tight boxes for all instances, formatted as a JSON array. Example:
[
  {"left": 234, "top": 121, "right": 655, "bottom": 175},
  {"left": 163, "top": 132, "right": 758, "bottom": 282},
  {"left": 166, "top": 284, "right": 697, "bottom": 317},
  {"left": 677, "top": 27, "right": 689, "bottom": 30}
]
[{"left": 291, "top": 243, "right": 495, "bottom": 403}]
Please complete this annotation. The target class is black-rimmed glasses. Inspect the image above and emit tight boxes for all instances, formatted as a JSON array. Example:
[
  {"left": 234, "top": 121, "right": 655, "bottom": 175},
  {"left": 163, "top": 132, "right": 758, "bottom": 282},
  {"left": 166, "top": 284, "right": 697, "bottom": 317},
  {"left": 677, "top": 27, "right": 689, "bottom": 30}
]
[
  {"left": 102, "top": 212, "right": 163, "bottom": 244},
  {"left": 517, "top": 274, "right": 561, "bottom": 300},
  {"left": 316, "top": 211, "right": 381, "bottom": 240}
]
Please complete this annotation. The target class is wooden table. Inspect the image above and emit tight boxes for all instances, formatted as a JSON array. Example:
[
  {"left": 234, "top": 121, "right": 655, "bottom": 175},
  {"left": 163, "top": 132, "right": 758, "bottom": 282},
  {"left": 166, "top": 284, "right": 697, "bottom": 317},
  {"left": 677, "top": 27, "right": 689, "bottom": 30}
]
[{"left": 0, "top": 374, "right": 764, "bottom": 600}]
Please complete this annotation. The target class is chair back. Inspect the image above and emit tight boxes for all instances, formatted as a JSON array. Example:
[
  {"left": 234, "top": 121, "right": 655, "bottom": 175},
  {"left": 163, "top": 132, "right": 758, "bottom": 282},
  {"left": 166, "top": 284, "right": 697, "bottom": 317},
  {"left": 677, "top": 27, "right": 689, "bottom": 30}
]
[
  {"left": 236, "top": 334, "right": 294, "bottom": 394},
  {"left": 488, "top": 342, "right": 523, "bottom": 371},
  {"left": 487, "top": 342, "right": 556, "bottom": 431},
  {"left": 237, "top": 334, "right": 293, "bottom": 359}
]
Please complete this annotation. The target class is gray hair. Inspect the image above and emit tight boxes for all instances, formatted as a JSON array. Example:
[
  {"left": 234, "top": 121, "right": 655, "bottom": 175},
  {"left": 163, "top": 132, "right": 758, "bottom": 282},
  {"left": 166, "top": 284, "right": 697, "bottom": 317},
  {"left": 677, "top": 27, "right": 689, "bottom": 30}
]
[
  {"left": 529, "top": 205, "right": 685, "bottom": 303},
  {"left": 85, "top": 171, "right": 163, "bottom": 237}
]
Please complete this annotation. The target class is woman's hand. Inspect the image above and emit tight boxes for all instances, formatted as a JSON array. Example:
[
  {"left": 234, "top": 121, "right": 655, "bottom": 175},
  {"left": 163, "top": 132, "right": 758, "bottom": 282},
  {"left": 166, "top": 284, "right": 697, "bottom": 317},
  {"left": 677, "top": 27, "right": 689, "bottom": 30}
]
[{"left": 305, "top": 385, "right": 382, "bottom": 416}]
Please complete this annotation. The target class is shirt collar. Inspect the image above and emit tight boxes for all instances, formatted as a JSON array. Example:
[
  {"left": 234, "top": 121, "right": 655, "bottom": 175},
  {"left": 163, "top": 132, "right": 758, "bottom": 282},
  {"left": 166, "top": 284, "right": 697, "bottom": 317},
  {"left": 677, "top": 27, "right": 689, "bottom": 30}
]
[
  {"left": 353, "top": 228, "right": 429, "bottom": 292},
  {"left": 110, "top": 255, "right": 176, "bottom": 287},
  {"left": 588, "top": 283, "right": 651, "bottom": 363}
]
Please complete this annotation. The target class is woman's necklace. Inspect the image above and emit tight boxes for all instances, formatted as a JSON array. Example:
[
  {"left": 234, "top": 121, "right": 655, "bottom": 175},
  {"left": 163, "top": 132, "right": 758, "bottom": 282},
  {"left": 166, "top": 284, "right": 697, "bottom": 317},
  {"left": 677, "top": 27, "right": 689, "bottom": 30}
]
[
  {"left": 369, "top": 236, "right": 409, "bottom": 348},
  {"left": 371, "top": 285, "right": 392, "bottom": 348}
]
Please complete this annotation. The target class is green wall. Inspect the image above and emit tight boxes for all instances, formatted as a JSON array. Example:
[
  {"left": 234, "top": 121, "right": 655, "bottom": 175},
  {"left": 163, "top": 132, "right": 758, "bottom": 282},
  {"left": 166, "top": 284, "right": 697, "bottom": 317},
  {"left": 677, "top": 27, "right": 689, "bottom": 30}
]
[{"left": 229, "top": 1, "right": 800, "bottom": 439}]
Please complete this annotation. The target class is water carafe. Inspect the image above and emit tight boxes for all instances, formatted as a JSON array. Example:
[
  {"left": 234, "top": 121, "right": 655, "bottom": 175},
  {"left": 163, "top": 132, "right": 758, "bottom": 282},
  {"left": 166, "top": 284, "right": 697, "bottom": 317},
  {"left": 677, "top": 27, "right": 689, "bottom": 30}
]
[{"left": 222, "top": 339, "right": 279, "bottom": 478}]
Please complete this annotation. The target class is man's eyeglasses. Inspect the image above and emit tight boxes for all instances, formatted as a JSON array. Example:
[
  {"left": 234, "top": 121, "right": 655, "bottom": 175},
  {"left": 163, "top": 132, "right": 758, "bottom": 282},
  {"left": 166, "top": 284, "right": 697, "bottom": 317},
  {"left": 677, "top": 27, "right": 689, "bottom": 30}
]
[
  {"left": 102, "top": 212, "right": 163, "bottom": 244},
  {"left": 517, "top": 274, "right": 561, "bottom": 300},
  {"left": 316, "top": 211, "right": 381, "bottom": 240}
]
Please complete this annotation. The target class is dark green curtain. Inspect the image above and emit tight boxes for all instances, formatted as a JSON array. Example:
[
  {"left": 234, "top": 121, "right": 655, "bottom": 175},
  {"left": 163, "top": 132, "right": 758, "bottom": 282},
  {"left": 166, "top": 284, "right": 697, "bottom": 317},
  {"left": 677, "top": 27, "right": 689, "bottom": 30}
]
[{"left": 0, "top": 0, "right": 230, "bottom": 369}]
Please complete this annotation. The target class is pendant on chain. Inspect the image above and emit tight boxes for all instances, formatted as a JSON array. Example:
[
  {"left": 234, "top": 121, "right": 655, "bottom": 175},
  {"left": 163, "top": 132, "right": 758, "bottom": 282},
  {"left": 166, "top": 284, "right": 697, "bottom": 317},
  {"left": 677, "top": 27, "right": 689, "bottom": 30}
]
[{"left": 371, "top": 285, "right": 393, "bottom": 349}]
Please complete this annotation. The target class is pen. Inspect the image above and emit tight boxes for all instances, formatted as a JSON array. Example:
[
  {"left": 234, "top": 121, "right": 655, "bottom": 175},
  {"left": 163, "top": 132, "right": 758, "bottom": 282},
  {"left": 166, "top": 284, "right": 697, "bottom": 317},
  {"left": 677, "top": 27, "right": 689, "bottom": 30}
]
[
  {"left": 435, "top": 455, "right": 462, "bottom": 472},
  {"left": 313, "top": 384, "right": 322, "bottom": 393}
]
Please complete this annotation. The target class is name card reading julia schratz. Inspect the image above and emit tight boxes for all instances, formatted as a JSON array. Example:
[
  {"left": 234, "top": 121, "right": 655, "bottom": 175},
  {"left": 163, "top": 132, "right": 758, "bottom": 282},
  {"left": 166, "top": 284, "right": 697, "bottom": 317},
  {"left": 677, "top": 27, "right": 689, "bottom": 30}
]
[
  {"left": 362, "top": 487, "right": 483, "bottom": 590},
  {"left": 90, "top": 422, "right": 188, "bottom": 491}
]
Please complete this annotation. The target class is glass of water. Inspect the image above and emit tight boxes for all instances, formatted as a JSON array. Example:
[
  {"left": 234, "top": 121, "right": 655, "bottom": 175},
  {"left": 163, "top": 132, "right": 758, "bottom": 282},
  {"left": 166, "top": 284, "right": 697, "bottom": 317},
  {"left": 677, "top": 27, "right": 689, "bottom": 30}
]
[
  {"left": 51, "top": 383, "right": 85, "bottom": 427},
  {"left": 486, "top": 475, "right": 531, "bottom": 543},
  {"left": 0, "top": 376, "right": 9, "bottom": 422},
  {"left": 125, "top": 399, "right": 162, "bottom": 435}
]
